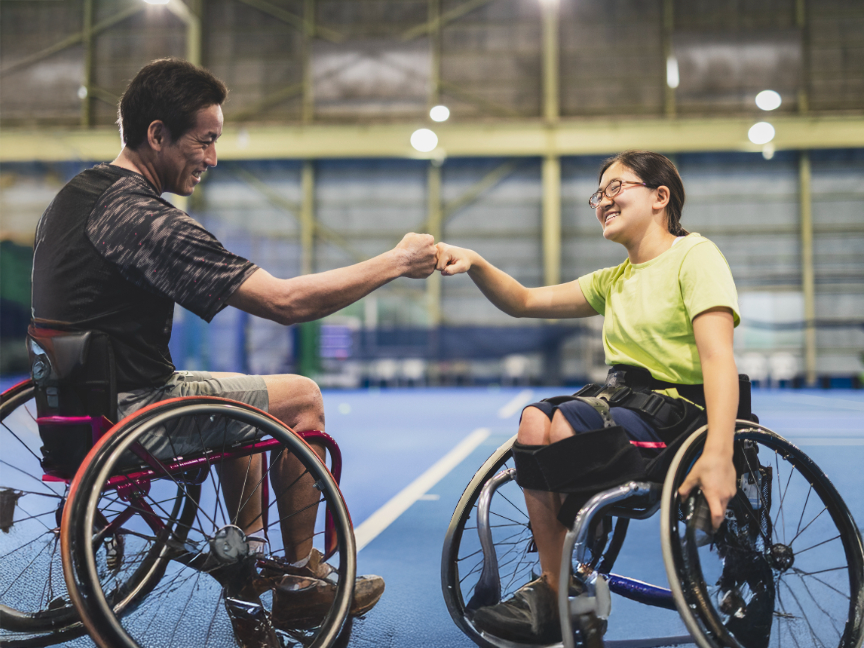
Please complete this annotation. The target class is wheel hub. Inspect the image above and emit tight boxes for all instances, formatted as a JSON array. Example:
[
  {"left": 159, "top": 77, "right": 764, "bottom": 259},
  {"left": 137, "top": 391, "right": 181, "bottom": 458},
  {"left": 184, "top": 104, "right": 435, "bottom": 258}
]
[
  {"left": 211, "top": 525, "right": 251, "bottom": 564},
  {"left": 769, "top": 543, "right": 794, "bottom": 572}
]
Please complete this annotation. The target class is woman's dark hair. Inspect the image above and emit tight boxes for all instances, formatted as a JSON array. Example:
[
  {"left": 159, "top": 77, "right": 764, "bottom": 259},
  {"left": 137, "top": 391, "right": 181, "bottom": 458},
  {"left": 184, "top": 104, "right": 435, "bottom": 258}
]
[
  {"left": 598, "top": 150, "right": 689, "bottom": 236},
  {"left": 118, "top": 58, "right": 228, "bottom": 150}
]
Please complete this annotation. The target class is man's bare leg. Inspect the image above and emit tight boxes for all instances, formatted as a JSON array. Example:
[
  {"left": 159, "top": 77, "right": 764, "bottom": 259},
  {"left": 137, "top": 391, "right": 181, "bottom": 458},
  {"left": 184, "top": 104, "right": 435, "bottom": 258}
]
[
  {"left": 262, "top": 374, "right": 326, "bottom": 564},
  {"left": 212, "top": 372, "right": 325, "bottom": 562}
]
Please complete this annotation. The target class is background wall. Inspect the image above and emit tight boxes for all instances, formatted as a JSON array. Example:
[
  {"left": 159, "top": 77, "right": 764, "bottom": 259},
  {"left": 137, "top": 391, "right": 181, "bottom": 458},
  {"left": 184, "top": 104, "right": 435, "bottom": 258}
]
[{"left": 1, "top": 0, "right": 862, "bottom": 386}]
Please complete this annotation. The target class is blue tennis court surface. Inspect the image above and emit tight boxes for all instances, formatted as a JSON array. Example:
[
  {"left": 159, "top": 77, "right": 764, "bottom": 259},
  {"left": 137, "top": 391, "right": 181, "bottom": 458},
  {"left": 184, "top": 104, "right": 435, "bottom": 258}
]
[
  {"left": 9, "top": 384, "right": 862, "bottom": 647},
  {"left": 327, "top": 387, "right": 864, "bottom": 647}
]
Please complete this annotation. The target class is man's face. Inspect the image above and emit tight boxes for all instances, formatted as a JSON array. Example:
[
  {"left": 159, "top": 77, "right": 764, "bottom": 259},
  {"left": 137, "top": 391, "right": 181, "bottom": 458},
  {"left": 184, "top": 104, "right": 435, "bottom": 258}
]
[{"left": 160, "top": 104, "right": 223, "bottom": 196}]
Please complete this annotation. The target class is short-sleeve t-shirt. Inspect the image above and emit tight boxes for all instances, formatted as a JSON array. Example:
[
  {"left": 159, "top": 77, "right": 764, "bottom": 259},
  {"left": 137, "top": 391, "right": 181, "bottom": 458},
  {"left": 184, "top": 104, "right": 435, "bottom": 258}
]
[
  {"left": 31, "top": 164, "right": 258, "bottom": 390},
  {"left": 577, "top": 233, "right": 740, "bottom": 385}
]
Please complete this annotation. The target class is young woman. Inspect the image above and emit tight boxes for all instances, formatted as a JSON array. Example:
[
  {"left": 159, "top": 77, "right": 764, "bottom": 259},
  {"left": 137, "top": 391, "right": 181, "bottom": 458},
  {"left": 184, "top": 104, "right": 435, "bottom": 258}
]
[{"left": 436, "top": 150, "right": 741, "bottom": 643}]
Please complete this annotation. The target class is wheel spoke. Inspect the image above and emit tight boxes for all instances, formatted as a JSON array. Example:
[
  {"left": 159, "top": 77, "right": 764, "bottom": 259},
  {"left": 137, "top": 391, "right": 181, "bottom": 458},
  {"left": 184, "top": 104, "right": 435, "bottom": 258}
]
[
  {"left": 794, "top": 486, "right": 813, "bottom": 542},
  {"left": 782, "top": 580, "right": 829, "bottom": 648},
  {"left": 789, "top": 506, "right": 828, "bottom": 546},
  {"left": 2, "top": 419, "right": 44, "bottom": 464},
  {"left": 794, "top": 534, "right": 841, "bottom": 556}
]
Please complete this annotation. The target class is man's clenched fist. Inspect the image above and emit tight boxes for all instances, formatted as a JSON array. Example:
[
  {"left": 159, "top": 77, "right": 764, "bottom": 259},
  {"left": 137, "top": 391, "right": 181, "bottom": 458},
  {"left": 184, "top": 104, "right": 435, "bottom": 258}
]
[{"left": 395, "top": 233, "right": 438, "bottom": 278}]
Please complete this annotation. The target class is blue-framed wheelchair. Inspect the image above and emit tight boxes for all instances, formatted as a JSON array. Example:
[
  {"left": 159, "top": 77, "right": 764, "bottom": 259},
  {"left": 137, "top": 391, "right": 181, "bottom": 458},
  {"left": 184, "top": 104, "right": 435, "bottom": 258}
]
[{"left": 441, "top": 382, "right": 864, "bottom": 648}]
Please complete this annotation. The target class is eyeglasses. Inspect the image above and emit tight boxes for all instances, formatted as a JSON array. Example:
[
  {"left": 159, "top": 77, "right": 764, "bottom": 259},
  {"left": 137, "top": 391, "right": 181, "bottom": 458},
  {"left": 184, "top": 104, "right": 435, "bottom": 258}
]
[{"left": 588, "top": 179, "right": 652, "bottom": 209}]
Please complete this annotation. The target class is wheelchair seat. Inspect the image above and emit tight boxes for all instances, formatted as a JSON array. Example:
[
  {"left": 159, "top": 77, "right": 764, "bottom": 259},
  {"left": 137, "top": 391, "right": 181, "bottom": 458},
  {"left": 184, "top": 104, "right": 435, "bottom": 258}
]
[{"left": 27, "top": 325, "right": 117, "bottom": 475}]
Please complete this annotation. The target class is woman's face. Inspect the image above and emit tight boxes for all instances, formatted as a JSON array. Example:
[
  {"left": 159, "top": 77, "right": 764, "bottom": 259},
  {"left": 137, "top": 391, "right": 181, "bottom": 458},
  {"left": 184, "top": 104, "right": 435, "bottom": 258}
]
[{"left": 594, "top": 161, "right": 657, "bottom": 244}]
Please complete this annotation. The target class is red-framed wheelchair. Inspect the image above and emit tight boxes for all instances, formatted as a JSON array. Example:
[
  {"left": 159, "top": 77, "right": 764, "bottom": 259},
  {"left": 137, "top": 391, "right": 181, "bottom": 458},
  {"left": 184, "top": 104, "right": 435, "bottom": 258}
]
[{"left": 1, "top": 328, "right": 357, "bottom": 648}]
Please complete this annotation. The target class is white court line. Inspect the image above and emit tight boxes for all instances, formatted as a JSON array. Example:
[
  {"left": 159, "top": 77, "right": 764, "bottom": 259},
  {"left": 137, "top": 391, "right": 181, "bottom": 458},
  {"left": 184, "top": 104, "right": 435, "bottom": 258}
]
[
  {"left": 776, "top": 393, "right": 864, "bottom": 412},
  {"left": 354, "top": 427, "right": 491, "bottom": 551},
  {"left": 498, "top": 389, "right": 534, "bottom": 419}
]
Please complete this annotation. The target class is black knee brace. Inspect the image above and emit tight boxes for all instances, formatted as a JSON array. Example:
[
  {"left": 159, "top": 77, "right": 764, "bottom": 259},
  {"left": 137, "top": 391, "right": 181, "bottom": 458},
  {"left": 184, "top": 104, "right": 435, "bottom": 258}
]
[{"left": 511, "top": 425, "right": 647, "bottom": 494}]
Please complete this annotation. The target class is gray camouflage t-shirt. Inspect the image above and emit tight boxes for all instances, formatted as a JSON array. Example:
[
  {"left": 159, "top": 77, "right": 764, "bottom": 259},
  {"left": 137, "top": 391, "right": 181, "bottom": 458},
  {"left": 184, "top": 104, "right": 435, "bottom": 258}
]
[{"left": 31, "top": 163, "right": 258, "bottom": 390}]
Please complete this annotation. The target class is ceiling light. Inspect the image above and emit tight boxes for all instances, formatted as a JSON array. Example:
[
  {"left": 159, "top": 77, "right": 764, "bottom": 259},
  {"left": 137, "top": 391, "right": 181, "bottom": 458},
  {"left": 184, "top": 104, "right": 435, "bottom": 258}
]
[
  {"left": 666, "top": 56, "right": 680, "bottom": 89},
  {"left": 143, "top": 0, "right": 170, "bottom": 5},
  {"left": 748, "top": 122, "right": 775, "bottom": 145},
  {"left": 429, "top": 105, "right": 450, "bottom": 122},
  {"left": 410, "top": 128, "right": 438, "bottom": 153},
  {"left": 755, "top": 90, "right": 782, "bottom": 111}
]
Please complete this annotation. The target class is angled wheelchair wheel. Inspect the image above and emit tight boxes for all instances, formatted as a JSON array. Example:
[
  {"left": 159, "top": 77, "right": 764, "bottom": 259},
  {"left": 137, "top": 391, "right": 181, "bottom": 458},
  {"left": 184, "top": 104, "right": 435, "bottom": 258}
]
[
  {"left": 61, "top": 397, "right": 356, "bottom": 648},
  {"left": 0, "top": 380, "right": 85, "bottom": 647},
  {"left": 441, "top": 435, "right": 627, "bottom": 648},
  {"left": 662, "top": 423, "right": 864, "bottom": 648}
]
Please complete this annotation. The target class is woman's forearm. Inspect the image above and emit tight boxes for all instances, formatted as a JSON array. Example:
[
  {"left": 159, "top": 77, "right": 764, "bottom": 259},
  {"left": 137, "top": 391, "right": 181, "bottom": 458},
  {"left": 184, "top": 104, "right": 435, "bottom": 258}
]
[{"left": 466, "top": 254, "right": 532, "bottom": 317}]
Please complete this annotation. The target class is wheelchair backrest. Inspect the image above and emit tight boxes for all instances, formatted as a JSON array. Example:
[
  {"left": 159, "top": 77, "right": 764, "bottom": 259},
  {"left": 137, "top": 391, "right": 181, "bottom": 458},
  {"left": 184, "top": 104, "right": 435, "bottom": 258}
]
[{"left": 27, "top": 326, "right": 117, "bottom": 475}]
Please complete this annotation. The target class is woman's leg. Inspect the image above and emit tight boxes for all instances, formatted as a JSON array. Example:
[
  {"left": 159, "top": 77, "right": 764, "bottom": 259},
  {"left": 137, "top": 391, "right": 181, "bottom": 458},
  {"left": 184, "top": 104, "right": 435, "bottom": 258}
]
[{"left": 517, "top": 407, "right": 580, "bottom": 595}]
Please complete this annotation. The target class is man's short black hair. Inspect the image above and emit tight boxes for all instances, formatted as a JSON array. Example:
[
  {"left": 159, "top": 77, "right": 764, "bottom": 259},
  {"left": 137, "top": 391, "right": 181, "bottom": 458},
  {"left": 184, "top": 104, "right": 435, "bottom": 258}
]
[{"left": 118, "top": 58, "right": 228, "bottom": 150}]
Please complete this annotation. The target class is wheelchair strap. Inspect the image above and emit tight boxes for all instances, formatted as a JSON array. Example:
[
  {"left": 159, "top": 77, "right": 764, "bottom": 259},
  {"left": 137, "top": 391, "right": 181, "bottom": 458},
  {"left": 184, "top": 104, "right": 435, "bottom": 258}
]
[
  {"left": 566, "top": 382, "right": 704, "bottom": 446},
  {"left": 512, "top": 427, "right": 646, "bottom": 494}
]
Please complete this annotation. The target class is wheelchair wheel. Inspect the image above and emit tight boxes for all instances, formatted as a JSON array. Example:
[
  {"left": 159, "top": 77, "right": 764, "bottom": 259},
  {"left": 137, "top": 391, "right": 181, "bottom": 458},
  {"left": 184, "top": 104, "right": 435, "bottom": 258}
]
[
  {"left": 61, "top": 397, "right": 356, "bottom": 648},
  {"left": 442, "top": 435, "right": 627, "bottom": 648},
  {"left": 661, "top": 423, "right": 864, "bottom": 648},
  {"left": 0, "top": 380, "right": 85, "bottom": 647}
]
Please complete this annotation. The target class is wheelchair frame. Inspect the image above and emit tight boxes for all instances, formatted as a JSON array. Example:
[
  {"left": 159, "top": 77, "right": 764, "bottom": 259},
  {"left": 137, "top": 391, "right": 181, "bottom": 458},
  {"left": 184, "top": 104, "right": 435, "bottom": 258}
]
[
  {"left": 0, "top": 379, "right": 357, "bottom": 648},
  {"left": 443, "top": 422, "right": 864, "bottom": 648}
]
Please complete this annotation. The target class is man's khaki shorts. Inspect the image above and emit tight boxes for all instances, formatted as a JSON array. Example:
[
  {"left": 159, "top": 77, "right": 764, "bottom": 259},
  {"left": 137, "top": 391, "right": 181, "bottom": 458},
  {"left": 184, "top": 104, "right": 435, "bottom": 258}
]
[{"left": 117, "top": 371, "right": 270, "bottom": 461}]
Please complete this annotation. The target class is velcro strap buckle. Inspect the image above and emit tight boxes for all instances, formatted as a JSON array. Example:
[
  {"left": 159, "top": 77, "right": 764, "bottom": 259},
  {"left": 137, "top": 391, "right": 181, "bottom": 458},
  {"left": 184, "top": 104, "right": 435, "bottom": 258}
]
[
  {"left": 605, "top": 386, "right": 632, "bottom": 405},
  {"left": 574, "top": 383, "right": 603, "bottom": 398},
  {"left": 641, "top": 392, "right": 666, "bottom": 417}
]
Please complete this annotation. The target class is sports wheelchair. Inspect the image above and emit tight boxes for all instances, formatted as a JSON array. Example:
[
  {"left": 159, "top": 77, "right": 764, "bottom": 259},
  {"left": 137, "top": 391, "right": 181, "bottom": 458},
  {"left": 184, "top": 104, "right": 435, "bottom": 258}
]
[
  {"left": 0, "top": 328, "right": 356, "bottom": 648},
  {"left": 441, "top": 381, "right": 864, "bottom": 648}
]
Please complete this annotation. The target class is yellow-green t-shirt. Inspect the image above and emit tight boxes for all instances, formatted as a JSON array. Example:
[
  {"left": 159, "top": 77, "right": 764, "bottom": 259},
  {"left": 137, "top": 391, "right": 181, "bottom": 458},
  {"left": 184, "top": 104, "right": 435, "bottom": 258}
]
[{"left": 577, "top": 233, "right": 740, "bottom": 385}]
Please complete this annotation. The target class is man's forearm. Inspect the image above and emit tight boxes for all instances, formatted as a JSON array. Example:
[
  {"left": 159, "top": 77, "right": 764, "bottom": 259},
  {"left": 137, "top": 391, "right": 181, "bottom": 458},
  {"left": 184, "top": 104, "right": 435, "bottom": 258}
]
[
  {"left": 229, "top": 250, "right": 405, "bottom": 325},
  {"left": 284, "top": 251, "right": 404, "bottom": 321}
]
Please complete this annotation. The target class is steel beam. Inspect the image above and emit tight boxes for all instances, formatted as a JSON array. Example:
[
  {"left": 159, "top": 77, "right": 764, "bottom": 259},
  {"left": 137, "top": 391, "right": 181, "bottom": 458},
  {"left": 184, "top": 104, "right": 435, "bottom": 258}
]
[
  {"left": 302, "top": 0, "right": 315, "bottom": 124},
  {"left": 401, "top": 0, "right": 497, "bottom": 41},
  {"left": 542, "top": 155, "right": 561, "bottom": 287},
  {"left": 442, "top": 160, "right": 520, "bottom": 224},
  {"left": 429, "top": 0, "right": 441, "bottom": 110},
  {"left": 796, "top": 0, "right": 810, "bottom": 114},
  {"left": 3, "top": 115, "right": 863, "bottom": 162},
  {"left": 166, "top": 0, "right": 201, "bottom": 65},
  {"left": 0, "top": 3, "right": 146, "bottom": 79},
  {"left": 81, "top": 0, "right": 95, "bottom": 128},
  {"left": 426, "top": 163, "right": 443, "bottom": 326},
  {"left": 799, "top": 152, "right": 817, "bottom": 386},
  {"left": 301, "top": 161, "right": 315, "bottom": 275},
  {"left": 662, "top": 0, "right": 676, "bottom": 118},
  {"left": 236, "top": 0, "right": 343, "bottom": 42},
  {"left": 541, "top": 0, "right": 559, "bottom": 126}
]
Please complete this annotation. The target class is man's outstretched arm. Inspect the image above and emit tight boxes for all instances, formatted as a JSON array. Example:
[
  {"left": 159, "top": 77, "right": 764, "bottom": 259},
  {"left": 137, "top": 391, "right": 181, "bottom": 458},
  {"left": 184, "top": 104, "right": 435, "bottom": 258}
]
[{"left": 227, "top": 233, "right": 437, "bottom": 325}]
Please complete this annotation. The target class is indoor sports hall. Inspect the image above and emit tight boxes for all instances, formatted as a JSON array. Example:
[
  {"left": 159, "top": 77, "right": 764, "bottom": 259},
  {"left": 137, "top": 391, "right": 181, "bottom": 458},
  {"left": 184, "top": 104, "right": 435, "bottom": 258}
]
[{"left": 1, "top": 2, "right": 862, "bottom": 648}]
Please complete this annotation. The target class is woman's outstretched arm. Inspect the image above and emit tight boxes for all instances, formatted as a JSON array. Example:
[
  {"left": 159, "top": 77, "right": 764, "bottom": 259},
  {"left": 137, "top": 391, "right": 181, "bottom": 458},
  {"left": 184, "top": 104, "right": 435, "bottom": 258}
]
[
  {"left": 436, "top": 242, "right": 598, "bottom": 319},
  {"left": 678, "top": 307, "right": 739, "bottom": 530}
]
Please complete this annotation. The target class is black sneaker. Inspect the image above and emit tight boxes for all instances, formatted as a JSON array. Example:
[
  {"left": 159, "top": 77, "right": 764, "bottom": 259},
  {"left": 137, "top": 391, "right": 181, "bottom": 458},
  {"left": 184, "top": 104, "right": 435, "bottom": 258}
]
[{"left": 471, "top": 575, "right": 560, "bottom": 643}]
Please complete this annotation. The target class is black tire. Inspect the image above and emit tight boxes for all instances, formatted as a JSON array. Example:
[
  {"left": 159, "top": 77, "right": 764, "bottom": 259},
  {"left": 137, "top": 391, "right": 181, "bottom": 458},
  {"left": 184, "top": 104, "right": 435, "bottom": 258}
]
[
  {"left": 662, "top": 423, "right": 864, "bottom": 648},
  {"left": 0, "top": 380, "right": 85, "bottom": 647},
  {"left": 0, "top": 381, "right": 192, "bottom": 648},
  {"left": 441, "top": 435, "right": 624, "bottom": 648},
  {"left": 61, "top": 397, "right": 356, "bottom": 648}
]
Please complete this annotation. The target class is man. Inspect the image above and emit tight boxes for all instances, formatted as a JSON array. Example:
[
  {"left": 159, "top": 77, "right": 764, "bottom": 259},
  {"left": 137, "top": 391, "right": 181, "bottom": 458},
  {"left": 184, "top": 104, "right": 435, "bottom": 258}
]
[{"left": 30, "top": 58, "right": 437, "bottom": 629}]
